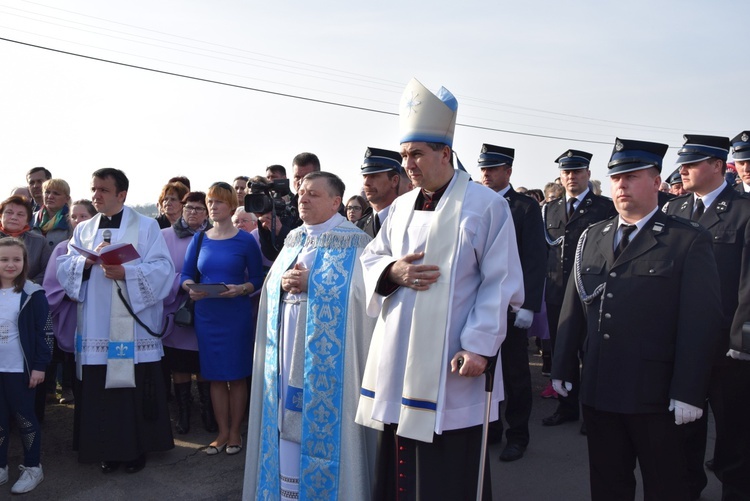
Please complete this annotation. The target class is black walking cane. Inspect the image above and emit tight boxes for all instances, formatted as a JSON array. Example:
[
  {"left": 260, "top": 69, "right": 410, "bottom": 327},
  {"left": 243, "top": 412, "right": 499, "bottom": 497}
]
[{"left": 457, "top": 352, "right": 498, "bottom": 501}]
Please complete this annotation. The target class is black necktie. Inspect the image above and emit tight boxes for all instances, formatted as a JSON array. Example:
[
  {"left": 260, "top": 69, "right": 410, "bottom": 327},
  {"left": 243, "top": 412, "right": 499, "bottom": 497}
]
[
  {"left": 372, "top": 213, "right": 381, "bottom": 235},
  {"left": 692, "top": 198, "right": 705, "bottom": 221},
  {"left": 568, "top": 197, "right": 578, "bottom": 220},
  {"left": 614, "top": 224, "right": 636, "bottom": 259}
]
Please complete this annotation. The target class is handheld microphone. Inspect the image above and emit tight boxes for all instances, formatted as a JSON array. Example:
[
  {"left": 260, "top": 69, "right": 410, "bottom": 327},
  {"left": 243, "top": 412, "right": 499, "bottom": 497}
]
[{"left": 103, "top": 229, "right": 112, "bottom": 244}]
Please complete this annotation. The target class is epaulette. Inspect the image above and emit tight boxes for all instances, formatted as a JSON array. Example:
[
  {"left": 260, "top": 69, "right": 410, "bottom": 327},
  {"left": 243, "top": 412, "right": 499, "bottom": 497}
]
[{"left": 589, "top": 214, "right": 618, "bottom": 233}]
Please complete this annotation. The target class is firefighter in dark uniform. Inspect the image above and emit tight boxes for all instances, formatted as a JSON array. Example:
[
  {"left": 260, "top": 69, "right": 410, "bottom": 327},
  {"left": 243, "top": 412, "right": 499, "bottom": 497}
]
[
  {"left": 542, "top": 149, "right": 616, "bottom": 427},
  {"left": 477, "top": 144, "right": 546, "bottom": 462},
  {"left": 732, "top": 131, "right": 750, "bottom": 196},
  {"left": 664, "top": 134, "right": 750, "bottom": 500},
  {"left": 552, "top": 138, "right": 722, "bottom": 500},
  {"left": 355, "top": 147, "right": 403, "bottom": 238}
]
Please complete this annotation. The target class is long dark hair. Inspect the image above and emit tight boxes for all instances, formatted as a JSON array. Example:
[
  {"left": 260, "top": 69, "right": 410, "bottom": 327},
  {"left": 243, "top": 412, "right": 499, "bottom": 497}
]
[{"left": 0, "top": 237, "right": 29, "bottom": 292}]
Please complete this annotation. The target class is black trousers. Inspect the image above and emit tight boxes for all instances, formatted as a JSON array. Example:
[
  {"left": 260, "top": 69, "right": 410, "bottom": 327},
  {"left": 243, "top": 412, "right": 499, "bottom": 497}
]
[
  {"left": 489, "top": 318, "right": 532, "bottom": 446},
  {"left": 547, "top": 302, "right": 579, "bottom": 417},
  {"left": 712, "top": 358, "right": 750, "bottom": 500},
  {"left": 373, "top": 424, "right": 491, "bottom": 501},
  {"left": 583, "top": 405, "right": 690, "bottom": 501}
]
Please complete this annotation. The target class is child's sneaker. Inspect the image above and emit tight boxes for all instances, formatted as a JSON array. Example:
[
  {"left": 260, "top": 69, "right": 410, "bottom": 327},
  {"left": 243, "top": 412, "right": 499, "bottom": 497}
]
[{"left": 11, "top": 464, "right": 43, "bottom": 494}]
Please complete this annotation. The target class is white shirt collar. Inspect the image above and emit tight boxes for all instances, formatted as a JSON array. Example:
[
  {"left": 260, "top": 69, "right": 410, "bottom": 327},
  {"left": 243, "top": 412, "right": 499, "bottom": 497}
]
[
  {"left": 567, "top": 188, "right": 590, "bottom": 205},
  {"left": 694, "top": 181, "right": 727, "bottom": 209}
]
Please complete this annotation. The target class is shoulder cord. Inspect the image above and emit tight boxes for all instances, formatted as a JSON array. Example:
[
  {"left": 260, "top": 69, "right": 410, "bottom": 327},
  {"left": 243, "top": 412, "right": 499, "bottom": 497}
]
[
  {"left": 114, "top": 231, "right": 206, "bottom": 339},
  {"left": 541, "top": 202, "right": 564, "bottom": 247},
  {"left": 573, "top": 227, "right": 606, "bottom": 305}
]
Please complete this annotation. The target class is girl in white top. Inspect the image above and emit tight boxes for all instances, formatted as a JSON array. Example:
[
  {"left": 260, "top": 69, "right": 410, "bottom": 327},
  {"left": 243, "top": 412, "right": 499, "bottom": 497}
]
[{"left": 0, "top": 238, "right": 51, "bottom": 494}]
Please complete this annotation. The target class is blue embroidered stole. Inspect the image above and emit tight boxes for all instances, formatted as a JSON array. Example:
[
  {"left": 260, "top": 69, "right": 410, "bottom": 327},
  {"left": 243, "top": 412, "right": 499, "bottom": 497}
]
[{"left": 257, "top": 226, "right": 363, "bottom": 501}]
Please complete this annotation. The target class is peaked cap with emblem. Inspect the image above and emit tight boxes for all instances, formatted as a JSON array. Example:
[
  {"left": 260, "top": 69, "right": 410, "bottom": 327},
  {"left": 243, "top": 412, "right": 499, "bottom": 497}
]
[
  {"left": 676, "top": 134, "right": 730, "bottom": 165},
  {"left": 731, "top": 131, "right": 750, "bottom": 161},
  {"left": 399, "top": 78, "right": 458, "bottom": 147},
  {"left": 555, "top": 149, "right": 592, "bottom": 170},
  {"left": 477, "top": 144, "right": 514, "bottom": 168},
  {"left": 607, "top": 137, "right": 669, "bottom": 175},
  {"left": 361, "top": 147, "right": 403, "bottom": 175}
]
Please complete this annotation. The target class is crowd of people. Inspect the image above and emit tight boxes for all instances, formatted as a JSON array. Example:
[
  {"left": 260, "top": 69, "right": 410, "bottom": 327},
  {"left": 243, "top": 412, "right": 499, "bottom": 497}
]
[{"left": 0, "top": 78, "right": 749, "bottom": 500}]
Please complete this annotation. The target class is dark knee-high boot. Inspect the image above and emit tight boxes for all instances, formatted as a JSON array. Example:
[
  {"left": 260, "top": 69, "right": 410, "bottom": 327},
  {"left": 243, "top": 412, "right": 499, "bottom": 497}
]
[
  {"left": 174, "top": 382, "right": 191, "bottom": 435},
  {"left": 197, "top": 382, "right": 217, "bottom": 433}
]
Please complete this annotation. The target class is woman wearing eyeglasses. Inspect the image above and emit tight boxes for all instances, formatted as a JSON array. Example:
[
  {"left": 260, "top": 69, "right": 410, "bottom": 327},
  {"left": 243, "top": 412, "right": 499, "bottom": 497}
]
[
  {"left": 181, "top": 182, "right": 264, "bottom": 456},
  {"left": 161, "top": 192, "right": 217, "bottom": 436},
  {"left": 345, "top": 195, "right": 369, "bottom": 223}
]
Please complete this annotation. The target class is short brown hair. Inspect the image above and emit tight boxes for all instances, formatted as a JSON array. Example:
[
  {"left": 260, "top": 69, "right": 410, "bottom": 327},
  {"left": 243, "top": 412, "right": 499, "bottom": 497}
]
[
  {"left": 158, "top": 182, "right": 189, "bottom": 207},
  {"left": 0, "top": 196, "right": 34, "bottom": 224}
]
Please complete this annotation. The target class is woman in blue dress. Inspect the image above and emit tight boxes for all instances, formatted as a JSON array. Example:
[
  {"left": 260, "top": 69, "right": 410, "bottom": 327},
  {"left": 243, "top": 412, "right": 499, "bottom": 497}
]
[{"left": 181, "top": 182, "right": 263, "bottom": 456}]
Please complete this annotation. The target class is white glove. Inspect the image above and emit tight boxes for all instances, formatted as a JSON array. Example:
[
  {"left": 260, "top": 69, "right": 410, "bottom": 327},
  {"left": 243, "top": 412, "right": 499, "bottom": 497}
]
[
  {"left": 727, "top": 349, "right": 750, "bottom": 361},
  {"left": 669, "top": 399, "right": 703, "bottom": 425},
  {"left": 513, "top": 308, "right": 534, "bottom": 330},
  {"left": 552, "top": 379, "right": 572, "bottom": 397}
]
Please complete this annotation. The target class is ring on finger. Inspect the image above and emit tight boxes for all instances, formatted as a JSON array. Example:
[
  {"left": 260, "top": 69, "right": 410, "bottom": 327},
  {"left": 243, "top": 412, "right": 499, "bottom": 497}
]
[{"left": 413, "top": 278, "right": 420, "bottom": 286}]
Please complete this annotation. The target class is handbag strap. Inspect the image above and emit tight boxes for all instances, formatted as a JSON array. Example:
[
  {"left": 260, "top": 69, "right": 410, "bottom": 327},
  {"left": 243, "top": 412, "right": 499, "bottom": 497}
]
[
  {"left": 112, "top": 230, "right": 206, "bottom": 339},
  {"left": 194, "top": 231, "right": 205, "bottom": 284}
]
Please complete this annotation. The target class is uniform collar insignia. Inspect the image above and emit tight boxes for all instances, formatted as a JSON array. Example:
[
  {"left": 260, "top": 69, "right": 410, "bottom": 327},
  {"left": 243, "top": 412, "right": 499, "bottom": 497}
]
[
  {"left": 584, "top": 197, "right": 593, "bottom": 206},
  {"left": 680, "top": 200, "right": 689, "bottom": 211},
  {"left": 652, "top": 222, "right": 664, "bottom": 233},
  {"left": 716, "top": 200, "right": 728, "bottom": 212},
  {"left": 602, "top": 222, "right": 613, "bottom": 234}
]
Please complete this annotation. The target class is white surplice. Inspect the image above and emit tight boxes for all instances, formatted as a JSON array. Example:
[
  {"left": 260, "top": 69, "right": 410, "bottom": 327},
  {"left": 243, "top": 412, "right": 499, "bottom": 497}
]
[
  {"left": 359, "top": 175, "right": 524, "bottom": 434},
  {"left": 56, "top": 206, "right": 174, "bottom": 366}
]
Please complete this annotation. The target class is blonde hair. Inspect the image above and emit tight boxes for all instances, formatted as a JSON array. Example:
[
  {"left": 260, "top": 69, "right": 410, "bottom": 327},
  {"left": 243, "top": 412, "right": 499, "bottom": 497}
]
[{"left": 42, "top": 178, "right": 71, "bottom": 199}]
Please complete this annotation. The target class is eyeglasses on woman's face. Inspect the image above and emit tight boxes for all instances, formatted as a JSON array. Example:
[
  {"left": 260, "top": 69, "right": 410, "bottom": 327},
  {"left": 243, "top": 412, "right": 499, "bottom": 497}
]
[{"left": 183, "top": 205, "right": 207, "bottom": 214}]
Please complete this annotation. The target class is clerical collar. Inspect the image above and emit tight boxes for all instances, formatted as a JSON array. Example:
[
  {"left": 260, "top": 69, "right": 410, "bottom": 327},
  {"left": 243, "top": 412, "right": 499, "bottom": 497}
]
[
  {"left": 98, "top": 209, "right": 124, "bottom": 229},
  {"left": 416, "top": 177, "right": 453, "bottom": 211}
]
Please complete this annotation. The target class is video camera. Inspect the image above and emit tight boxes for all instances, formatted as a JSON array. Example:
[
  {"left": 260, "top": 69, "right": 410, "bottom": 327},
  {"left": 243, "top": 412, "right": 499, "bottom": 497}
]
[
  {"left": 244, "top": 179, "right": 294, "bottom": 217},
  {"left": 244, "top": 179, "right": 298, "bottom": 255}
]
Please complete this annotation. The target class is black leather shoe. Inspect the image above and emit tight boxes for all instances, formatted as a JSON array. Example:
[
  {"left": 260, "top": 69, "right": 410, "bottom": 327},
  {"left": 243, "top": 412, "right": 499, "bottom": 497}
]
[
  {"left": 124, "top": 455, "right": 146, "bottom": 474},
  {"left": 100, "top": 461, "right": 120, "bottom": 474},
  {"left": 499, "top": 443, "right": 526, "bottom": 462},
  {"left": 542, "top": 412, "right": 579, "bottom": 426},
  {"left": 705, "top": 458, "right": 715, "bottom": 471}
]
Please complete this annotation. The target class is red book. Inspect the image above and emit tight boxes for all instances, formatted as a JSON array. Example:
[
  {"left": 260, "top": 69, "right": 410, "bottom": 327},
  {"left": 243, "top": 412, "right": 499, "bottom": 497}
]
[{"left": 70, "top": 242, "right": 140, "bottom": 265}]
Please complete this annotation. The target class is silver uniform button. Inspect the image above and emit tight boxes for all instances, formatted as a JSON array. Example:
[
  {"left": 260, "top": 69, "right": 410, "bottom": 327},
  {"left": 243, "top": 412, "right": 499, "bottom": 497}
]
[
  {"left": 649, "top": 269, "right": 655, "bottom": 273},
  {"left": 609, "top": 272, "right": 617, "bottom": 278},
  {"left": 603, "top": 334, "right": 610, "bottom": 340},
  {"left": 606, "top": 293, "right": 613, "bottom": 299},
  {"left": 604, "top": 313, "right": 611, "bottom": 319}
]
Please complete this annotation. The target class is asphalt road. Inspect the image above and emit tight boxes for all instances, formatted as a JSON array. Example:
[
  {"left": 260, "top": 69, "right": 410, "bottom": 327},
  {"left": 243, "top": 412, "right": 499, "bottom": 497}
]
[{"left": 6, "top": 347, "right": 722, "bottom": 500}]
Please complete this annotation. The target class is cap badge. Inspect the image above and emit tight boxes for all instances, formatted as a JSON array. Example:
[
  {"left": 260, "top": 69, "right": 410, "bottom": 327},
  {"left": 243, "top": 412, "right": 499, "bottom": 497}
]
[
  {"left": 742, "top": 133, "right": 749, "bottom": 142},
  {"left": 365, "top": 149, "right": 372, "bottom": 158},
  {"left": 482, "top": 145, "right": 488, "bottom": 153},
  {"left": 403, "top": 92, "right": 422, "bottom": 117},
  {"left": 615, "top": 140, "right": 624, "bottom": 151}
]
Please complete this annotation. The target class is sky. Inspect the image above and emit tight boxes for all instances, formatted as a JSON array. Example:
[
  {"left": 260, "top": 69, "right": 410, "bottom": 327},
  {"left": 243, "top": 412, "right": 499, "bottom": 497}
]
[{"left": 1, "top": 0, "right": 747, "bottom": 205}]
